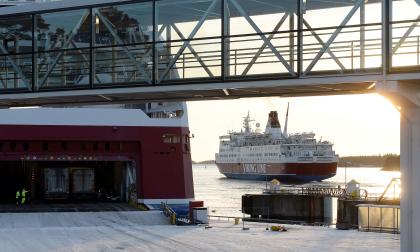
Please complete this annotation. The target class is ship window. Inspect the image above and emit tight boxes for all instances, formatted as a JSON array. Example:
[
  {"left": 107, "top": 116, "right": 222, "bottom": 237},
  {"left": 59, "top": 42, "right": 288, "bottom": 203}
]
[
  {"left": 61, "top": 142, "right": 67, "bottom": 151},
  {"left": 163, "top": 134, "right": 180, "bottom": 144},
  {"left": 105, "top": 142, "right": 110, "bottom": 152},
  {"left": 173, "top": 135, "right": 181, "bottom": 143},
  {"left": 10, "top": 142, "right": 16, "bottom": 151},
  {"left": 93, "top": 143, "right": 98, "bottom": 151},
  {"left": 0, "top": 142, "right": 2, "bottom": 150},
  {"left": 42, "top": 143, "right": 48, "bottom": 151},
  {"left": 81, "top": 143, "right": 86, "bottom": 151}
]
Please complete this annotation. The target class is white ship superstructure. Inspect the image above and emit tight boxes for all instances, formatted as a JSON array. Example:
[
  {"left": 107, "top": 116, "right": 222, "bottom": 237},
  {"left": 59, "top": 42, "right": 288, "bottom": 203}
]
[{"left": 215, "top": 106, "right": 338, "bottom": 181}]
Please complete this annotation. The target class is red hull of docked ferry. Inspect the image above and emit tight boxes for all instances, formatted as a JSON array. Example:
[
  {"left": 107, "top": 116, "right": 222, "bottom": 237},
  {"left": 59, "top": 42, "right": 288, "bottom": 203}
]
[{"left": 0, "top": 124, "right": 194, "bottom": 204}]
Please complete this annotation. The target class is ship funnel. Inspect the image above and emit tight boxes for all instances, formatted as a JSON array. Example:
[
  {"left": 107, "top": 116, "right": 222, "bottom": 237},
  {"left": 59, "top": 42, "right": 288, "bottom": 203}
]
[
  {"left": 283, "top": 102, "right": 289, "bottom": 137},
  {"left": 265, "top": 111, "right": 282, "bottom": 137}
]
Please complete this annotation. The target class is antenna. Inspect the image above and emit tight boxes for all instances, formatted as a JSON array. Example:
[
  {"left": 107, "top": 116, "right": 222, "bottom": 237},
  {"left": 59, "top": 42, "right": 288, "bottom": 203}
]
[
  {"left": 283, "top": 102, "right": 289, "bottom": 137},
  {"left": 243, "top": 111, "right": 254, "bottom": 133}
]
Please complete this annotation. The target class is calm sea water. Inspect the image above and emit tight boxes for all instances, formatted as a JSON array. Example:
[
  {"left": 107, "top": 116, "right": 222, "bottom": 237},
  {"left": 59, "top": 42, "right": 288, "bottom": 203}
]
[{"left": 193, "top": 164, "right": 400, "bottom": 218}]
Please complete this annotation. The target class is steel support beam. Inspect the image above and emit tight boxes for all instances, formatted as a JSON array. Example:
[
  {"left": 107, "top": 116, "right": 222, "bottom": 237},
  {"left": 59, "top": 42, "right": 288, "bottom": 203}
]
[
  {"left": 383, "top": 0, "right": 391, "bottom": 74},
  {"left": 90, "top": 7, "right": 96, "bottom": 88},
  {"left": 69, "top": 41, "right": 102, "bottom": 84},
  {"left": 302, "top": 18, "right": 346, "bottom": 72},
  {"left": 230, "top": 0, "right": 295, "bottom": 76},
  {"left": 153, "top": 0, "right": 158, "bottom": 84},
  {"left": 165, "top": 24, "right": 172, "bottom": 80},
  {"left": 95, "top": 10, "right": 152, "bottom": 84},
  {"left": 158, "top": 0, "right": 218, "bottom": 83},
  {"left": 0, "top": 44, "right": 30, "bottom": 89},
  {"left": 360, "top": 1, "right": 365, "bottom": 69},
  {"left": 222, "top": 0, "right": 230, "bottom": 78},
  {"left": 38, "top": 10, "right": 91, "bottom": 88},
  {"left": 126, "top": 25, "right": 166, "bottom": 83},
  {"left": 392, "top": 14, "right": 420, "bottom": 54},
  {"left": 171, "top": 24, "right": 214, "bottom": 77},
  {"left": 289, "top": 11, "right": 295, "bottom": 73},
  {"left": 297, "top": 0, "right": 303, "bottom": 76},
  {"left": 303, "top": 0, "right": 364, "bottom": 75},
  {"left": 241, "top": 13, "right": 289, "bottom": 76},
  {"left": 0, "top": 73, "right": 7, "bottom": 88}
]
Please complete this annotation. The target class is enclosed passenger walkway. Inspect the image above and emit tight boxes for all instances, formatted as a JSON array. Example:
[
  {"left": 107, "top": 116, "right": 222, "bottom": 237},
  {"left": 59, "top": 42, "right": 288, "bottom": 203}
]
[{"left": 0, "top": 0, "right": 418, "bottom": 106}]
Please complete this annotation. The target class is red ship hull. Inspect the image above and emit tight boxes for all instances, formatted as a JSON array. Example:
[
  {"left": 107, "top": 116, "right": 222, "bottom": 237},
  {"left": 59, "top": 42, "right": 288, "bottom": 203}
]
[
  {"left": 0, "top": 124, "right": 194, "bottom": 206},
  {"left": 216, "top": 162, "right": 337, "bottom": 182}
]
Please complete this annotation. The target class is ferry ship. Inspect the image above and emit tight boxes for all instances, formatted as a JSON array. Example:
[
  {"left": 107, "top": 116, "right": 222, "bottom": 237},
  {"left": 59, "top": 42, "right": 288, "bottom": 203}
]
[
  {"left": 215, "top": 105, "right": 338, "bottom": 182},
  {"left": 0, "top": 102, "right": 194, "bottom": 208}
]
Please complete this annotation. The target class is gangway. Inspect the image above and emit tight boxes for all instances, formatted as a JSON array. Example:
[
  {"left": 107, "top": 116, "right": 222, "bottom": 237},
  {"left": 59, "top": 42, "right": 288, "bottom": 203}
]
[
  {"left": 0, "top": 1, "right": 420, "bottom": 251},
  {"left": 0, "top": 0, "right": 417, "bottom": 106}
]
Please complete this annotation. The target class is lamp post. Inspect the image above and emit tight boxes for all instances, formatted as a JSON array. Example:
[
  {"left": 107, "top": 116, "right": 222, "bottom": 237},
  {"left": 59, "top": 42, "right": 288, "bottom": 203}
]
[{"left": 344, "top": 161, "right": 350, "bottom": 186}]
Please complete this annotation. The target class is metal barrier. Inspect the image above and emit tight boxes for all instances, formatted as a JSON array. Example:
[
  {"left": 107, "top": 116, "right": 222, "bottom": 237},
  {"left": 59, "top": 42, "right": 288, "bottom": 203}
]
[
  {"left": 160, "top": 202, "right": 178, "bottom": 225},
  {"left": 263, "top": 186, "right": 347, "bottom": 198},
  {"left": 358, "top": 204, "right": 400, "bottom": 234}
]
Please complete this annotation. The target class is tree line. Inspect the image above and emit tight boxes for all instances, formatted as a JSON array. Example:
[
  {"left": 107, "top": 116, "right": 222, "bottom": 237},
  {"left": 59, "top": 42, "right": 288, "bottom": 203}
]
[{"left": 338, "top": 154, "right": 400, "bottom": 171}]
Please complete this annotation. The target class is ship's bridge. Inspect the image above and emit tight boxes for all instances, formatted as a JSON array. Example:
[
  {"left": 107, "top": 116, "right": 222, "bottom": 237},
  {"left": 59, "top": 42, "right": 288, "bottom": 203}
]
[{"left": 0, "top": 0, "right": 418, "bottom": 106}]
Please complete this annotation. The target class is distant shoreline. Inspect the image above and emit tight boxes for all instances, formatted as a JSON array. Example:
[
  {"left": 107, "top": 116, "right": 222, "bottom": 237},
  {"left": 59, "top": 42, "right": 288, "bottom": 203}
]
[
  {"left": 193, "top": 154, "right": 400, "bottom": 171},
  {"left": 339, "top": 154, "right": 400, "bottom": 171},
  {"left": 192, "top": 160, "right": 215, "bottom": 165}
]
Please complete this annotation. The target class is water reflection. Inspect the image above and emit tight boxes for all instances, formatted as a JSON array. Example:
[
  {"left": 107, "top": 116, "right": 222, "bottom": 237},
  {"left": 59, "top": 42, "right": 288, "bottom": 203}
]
[{"left": 193, "top": 164, "right": 400, "bottom": 217}]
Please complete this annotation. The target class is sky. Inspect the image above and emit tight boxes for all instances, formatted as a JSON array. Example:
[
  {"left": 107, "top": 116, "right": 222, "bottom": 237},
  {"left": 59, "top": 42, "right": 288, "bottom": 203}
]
[{"left": 187, "top": 94, "right": 400, "bottom": 162}]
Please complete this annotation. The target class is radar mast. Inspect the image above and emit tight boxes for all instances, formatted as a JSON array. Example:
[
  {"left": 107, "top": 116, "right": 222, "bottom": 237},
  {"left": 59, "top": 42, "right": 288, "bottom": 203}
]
[{"left": 243, "top": 111, "right": 254, "bottom": 133}]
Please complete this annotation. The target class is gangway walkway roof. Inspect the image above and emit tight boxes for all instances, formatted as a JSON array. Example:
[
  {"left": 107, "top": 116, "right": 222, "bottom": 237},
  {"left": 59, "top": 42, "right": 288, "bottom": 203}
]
[{"left": 0, "top": 0, "right": 383, "bottom": 18}]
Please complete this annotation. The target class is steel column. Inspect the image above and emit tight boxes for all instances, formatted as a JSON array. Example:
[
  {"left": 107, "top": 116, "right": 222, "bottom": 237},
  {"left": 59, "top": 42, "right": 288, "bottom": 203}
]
[
  {"left": 297, "top": 0, "right": 303, "bottom": 77},
  {"left": 153, "top": 0, "right": 157, "bottom": 84},
  {"left": 383, "top": 0, "right": 391, "bottom": 74},
  {"left": 400, "top": 105, "right": 420, "bottom": 252},
  {"left": 32, "top": 13, "right": 36, "bottom": 91},
  {"left": 90, "top": 8, "right": 95, "bottom": 88},
  {"left": 222, "top": 0, "right": 230, "bottom": 78},
  {"left": 289, "top": 11, "right": 295, "bottom": 73},
  {"left": 360, "top": 1, "right": 365, "bottom": 69}
]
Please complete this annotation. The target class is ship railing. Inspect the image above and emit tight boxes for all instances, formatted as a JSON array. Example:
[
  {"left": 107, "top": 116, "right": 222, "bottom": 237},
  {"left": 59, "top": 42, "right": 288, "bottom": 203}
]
[{"left": 161, "top": 202, "right": 176, "bottom": 224}]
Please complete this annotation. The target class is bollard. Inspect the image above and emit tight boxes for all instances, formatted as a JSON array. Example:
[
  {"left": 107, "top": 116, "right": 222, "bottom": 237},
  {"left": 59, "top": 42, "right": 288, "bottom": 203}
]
[
  {"left": 234, "top": 217, "right": 240, "bottom": 225},
  {"left": 171, "top": 213, "right": 176, "bottom": 225}
]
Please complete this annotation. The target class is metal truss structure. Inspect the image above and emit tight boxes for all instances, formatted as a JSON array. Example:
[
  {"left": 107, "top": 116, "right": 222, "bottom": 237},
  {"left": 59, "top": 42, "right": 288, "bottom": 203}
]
[{"left": 0, "top": 0, "right": 419, "bottom": 106}]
